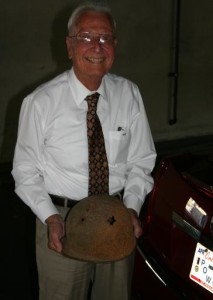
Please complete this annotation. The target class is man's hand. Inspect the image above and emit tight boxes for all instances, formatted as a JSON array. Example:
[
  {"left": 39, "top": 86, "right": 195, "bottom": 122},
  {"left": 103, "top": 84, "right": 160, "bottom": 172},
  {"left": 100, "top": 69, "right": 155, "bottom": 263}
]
[
  {"left": 128, "top": 209, "right": 143, "bottom": 239},
  {"left": 45, "top": 214, "right": 65, "bottom": 253}
]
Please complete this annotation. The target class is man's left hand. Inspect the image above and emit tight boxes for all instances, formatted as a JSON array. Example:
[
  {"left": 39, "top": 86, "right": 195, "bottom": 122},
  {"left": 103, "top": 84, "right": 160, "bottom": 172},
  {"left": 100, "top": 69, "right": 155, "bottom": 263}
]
[{"left": 128, "top": 208, "right": 143, "bottom": 239}]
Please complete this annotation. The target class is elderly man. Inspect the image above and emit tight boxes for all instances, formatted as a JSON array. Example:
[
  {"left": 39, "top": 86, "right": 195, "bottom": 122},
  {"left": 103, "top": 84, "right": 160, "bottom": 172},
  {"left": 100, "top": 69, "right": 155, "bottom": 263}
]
[{"left": 12, "top": 2, "right": 156, "bottom": 300}]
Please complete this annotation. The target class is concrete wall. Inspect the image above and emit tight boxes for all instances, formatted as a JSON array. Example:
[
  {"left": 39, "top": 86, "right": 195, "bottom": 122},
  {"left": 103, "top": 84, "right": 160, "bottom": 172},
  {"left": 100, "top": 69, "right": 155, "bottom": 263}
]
[{"left": 0, "top": 0, "right": 213, "bottom": 162}]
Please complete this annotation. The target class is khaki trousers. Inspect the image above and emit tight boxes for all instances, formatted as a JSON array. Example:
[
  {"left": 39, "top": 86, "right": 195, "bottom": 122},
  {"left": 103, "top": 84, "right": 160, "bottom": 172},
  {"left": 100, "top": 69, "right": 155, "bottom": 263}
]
[{"left": 36, "top": 207, "right": 135, "bottom": 300}]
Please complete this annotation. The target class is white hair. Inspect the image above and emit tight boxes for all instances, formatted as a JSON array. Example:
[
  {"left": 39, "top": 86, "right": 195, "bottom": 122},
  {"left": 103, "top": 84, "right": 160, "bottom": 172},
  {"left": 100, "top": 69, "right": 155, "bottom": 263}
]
[{"left": 67, "top": 1, "right": 116, "bottom": 35}]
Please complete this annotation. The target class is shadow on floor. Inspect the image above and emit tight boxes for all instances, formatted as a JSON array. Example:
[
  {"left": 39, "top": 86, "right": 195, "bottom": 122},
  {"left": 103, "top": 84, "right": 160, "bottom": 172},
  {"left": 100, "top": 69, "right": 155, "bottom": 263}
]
[{"left": 0, "top": 168, "right": 38, "bottom": 300}]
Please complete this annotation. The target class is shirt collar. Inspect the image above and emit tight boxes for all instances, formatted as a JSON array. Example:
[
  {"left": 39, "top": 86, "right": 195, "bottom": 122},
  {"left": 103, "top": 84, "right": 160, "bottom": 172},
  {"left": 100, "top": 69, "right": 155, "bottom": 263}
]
[{"left": 69, "top": 68, "right": 108, "bottom": 104}]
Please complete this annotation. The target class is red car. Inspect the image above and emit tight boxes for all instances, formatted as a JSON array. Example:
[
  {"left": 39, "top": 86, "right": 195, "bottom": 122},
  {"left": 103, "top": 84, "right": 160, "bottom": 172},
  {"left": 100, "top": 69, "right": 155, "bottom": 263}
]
[{"left": 132, "top": 153, "right": 213, "bottom": 299}]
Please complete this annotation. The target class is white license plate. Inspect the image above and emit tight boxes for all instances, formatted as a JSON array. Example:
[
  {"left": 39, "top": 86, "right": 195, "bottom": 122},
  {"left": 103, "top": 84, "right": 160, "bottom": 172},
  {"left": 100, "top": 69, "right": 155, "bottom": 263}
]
[{"left": 190, "top": 242, "right": 213, "bottom": 294}]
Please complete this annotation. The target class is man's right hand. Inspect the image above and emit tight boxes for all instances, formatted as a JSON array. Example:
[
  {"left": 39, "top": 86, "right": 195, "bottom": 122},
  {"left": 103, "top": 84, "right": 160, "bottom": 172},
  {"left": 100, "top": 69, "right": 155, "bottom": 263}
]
[{"left": 45, "top": 214, "right": 65, "bottom": 253}]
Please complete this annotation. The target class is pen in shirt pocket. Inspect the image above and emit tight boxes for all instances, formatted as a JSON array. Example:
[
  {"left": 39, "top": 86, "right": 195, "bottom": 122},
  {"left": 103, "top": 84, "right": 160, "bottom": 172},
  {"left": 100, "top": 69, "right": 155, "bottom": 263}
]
[{"left": 117, "top": 127, "right": 126, "bottom": 135}]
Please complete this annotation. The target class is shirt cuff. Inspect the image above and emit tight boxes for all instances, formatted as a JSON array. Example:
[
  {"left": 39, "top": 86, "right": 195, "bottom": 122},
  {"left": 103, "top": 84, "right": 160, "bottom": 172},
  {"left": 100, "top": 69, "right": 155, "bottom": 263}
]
[
  {"left": 123, "top": 195, "right": 143, "bottom": 216},
  {"left": 34, "top": 200, "right": 60, "bottom": 224}
]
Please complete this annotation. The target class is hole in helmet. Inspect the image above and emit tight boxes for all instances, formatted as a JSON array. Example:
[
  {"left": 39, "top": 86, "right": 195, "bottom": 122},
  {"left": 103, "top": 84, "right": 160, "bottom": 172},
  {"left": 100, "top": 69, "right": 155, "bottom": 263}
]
[{"left": 107, "top": 216, "right": 116, "bottom": 225}]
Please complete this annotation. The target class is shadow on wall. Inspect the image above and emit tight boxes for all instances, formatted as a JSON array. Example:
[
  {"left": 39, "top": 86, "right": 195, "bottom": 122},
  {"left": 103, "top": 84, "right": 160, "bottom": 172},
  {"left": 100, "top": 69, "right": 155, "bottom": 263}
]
[
  {"left": 0, "top": 4, "right": 78, "bottom": 163},
  {"left": 0, "top": 4, "right": 78, "bottom": 299}
]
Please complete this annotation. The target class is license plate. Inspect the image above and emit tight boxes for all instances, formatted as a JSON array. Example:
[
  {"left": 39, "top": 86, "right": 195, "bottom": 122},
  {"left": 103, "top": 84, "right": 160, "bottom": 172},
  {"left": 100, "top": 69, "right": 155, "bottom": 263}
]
[{"left": 190, "top": 242, "right": 213, "bottom": 294}]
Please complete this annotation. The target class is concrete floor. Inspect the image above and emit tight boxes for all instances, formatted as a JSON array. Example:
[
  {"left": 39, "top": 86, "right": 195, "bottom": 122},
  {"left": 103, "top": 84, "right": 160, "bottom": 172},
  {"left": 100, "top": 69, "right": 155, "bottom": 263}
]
[{"left": 1, "top": 135, "right": 213, "bottom": 300}]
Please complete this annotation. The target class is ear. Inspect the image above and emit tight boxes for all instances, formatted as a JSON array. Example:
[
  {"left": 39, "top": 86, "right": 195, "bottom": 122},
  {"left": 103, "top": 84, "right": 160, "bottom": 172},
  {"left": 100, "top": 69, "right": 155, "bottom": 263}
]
[
  {"left": 66, "top": 36, "right": 73, "bottom": 60},
  {"left": 113, "top": 37, "right": 118, "bottom": 48}
]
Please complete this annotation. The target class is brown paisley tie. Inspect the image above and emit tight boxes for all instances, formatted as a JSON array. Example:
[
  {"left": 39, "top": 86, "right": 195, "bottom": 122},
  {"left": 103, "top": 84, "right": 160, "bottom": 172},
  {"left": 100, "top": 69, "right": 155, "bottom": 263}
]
[{"left": 85, "top": 92, "right": 109, "bottom": 196}]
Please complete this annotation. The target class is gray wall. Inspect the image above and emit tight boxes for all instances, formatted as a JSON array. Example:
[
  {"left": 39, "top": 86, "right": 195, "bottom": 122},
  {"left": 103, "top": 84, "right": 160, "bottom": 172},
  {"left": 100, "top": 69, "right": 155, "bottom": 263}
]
[{"left": 0, "top": 0, "right": 213, "bottom": 162}]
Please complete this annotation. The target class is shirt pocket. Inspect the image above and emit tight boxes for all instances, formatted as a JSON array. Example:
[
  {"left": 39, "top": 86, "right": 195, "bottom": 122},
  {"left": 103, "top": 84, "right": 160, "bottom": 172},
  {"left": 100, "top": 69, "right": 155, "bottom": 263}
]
[{"left": 109, "top": 130, "right": 130, "bottom": 165}]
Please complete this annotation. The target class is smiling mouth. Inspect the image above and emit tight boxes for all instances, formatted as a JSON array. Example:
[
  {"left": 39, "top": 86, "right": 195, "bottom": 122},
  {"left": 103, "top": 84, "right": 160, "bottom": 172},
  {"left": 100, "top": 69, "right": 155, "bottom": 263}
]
[{"left": 86, "top": 57, "right": 105, "bottom": 63}]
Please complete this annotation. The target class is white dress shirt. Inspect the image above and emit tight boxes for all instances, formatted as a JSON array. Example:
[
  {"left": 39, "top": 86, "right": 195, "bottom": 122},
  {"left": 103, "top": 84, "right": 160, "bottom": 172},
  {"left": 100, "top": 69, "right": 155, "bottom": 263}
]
[{"left": 12, "top": 68, "right": 156, "bottom": 223}]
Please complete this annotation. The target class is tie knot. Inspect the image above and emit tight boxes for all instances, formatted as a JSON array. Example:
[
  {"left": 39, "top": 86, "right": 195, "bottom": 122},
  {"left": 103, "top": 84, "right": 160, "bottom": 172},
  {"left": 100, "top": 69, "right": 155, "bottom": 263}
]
[
  {"left": 86, "top": 92, "right": 100, "bottom": 105},
  {"left": 85, "top": 92, "right": 100, "bottom": 113}
]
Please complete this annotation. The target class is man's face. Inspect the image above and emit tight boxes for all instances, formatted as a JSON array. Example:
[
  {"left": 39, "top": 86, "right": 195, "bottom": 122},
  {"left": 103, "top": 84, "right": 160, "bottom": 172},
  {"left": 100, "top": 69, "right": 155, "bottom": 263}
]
[{"left": 66, "top": 11, "right": 117, "bottom": 89}]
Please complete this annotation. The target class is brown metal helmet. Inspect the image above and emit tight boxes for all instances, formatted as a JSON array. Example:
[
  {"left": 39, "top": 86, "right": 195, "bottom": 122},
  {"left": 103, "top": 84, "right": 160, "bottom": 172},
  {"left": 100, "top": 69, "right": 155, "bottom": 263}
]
[{"left": 62, "top": 194, "right": 136, "bottom": 262}]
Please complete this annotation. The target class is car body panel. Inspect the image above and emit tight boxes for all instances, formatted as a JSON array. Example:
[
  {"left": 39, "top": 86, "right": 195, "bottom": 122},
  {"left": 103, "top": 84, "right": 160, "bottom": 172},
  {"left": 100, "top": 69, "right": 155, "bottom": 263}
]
[{"left": 132, "top": 153, "right": 213, "bottom": 299}]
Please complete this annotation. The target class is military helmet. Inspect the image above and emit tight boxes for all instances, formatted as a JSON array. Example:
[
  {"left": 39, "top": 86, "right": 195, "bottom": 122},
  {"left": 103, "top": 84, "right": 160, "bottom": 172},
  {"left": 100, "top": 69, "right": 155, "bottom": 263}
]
[{"left": 62, "top": 194, "right": 136, "bottom": 262}]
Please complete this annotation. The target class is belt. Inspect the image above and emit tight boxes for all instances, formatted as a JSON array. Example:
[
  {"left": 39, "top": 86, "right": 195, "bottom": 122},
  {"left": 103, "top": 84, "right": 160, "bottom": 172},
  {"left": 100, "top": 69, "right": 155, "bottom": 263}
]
[
  {"left": 49, "top": 194, "right": 79, "bottom": 208},
  {"left": 49, "top": 191, "right": 124, "bottom": 208}
]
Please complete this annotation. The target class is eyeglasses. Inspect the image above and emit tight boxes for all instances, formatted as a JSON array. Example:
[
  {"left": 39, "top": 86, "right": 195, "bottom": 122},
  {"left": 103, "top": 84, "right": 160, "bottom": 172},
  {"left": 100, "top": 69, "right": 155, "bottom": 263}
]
[{"left": 69, "top": 32, "right": 116, "bottom": 46}]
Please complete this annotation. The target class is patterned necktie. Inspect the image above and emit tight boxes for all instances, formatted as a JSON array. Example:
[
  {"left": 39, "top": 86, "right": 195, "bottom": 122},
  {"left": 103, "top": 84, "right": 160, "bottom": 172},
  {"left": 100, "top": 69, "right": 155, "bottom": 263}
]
[{"left": 85, "top": 92, "right": 109, "bottom": 196}]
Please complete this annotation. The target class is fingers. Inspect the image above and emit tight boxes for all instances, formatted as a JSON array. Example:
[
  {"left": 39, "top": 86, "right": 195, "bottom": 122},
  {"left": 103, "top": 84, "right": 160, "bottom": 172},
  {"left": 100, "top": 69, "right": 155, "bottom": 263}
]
[
  {"left": 134, "top": 221, "right": 143, "bottom": 239},
  {"left": 128, "top": 208, "right": 143, "bottom": 239},
  {"left": 47, "top": 221, "right": 65, "bottom": 253}
]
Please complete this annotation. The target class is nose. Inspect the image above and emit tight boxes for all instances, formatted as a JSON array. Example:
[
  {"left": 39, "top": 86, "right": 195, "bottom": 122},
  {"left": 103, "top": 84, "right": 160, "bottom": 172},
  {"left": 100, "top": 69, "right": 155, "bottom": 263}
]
[{"left": 92, "top": 38, "right": 102, "bottom": 51}]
